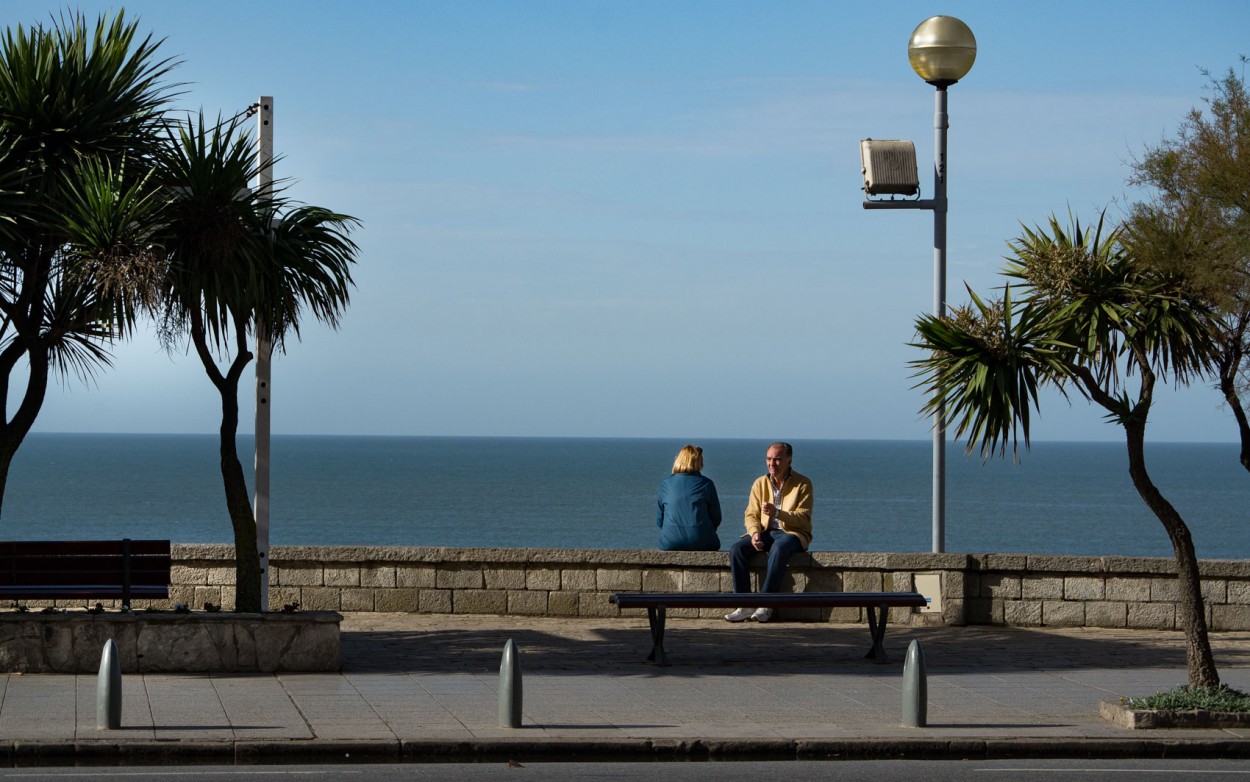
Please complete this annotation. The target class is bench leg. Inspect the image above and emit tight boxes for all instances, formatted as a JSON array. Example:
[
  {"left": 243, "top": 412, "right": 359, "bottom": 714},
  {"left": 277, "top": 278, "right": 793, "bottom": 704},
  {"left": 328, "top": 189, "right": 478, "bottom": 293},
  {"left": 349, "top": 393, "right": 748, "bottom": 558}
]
[
  {"left": 645, "top": 606, "right": 670, "bottom": 666},
  {"left": 864, "top": 605, "right": 891, "bottom": 663}
]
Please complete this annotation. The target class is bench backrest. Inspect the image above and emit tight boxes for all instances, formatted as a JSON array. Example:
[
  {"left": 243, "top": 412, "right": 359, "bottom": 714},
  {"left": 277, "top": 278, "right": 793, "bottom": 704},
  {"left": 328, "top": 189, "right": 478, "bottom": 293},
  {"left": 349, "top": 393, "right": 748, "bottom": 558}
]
[{"left": 0, "top": 539, "right": 172, "bottom": 605}]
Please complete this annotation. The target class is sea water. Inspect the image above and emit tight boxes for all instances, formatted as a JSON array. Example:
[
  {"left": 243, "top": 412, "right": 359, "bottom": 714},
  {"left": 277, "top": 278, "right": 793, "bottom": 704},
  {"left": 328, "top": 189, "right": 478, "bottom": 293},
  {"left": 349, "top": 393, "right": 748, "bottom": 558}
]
[{"left": 2, "top": 434, "right": 1246, "bottom": 559}]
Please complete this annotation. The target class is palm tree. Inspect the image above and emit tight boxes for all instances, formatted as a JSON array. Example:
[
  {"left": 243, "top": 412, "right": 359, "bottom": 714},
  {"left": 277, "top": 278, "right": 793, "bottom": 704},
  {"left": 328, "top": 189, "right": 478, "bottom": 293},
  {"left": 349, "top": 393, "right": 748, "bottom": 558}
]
[
  {"left": 912, "top": 214, "right": 1222, "bottom": 689},
  {"left": 155, "top": 114, "right": 358, "bottom": 612},
  {"left": 0, "top": 11, "right": 176, "bottom": 512}
]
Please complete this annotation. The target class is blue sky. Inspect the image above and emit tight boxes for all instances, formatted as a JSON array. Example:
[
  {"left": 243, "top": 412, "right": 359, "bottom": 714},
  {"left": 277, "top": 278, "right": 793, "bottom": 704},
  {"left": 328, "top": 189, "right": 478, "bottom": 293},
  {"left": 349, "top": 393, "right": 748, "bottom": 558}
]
[{"left": 9, "top": 0, "right": 1250, "bottom": 442}]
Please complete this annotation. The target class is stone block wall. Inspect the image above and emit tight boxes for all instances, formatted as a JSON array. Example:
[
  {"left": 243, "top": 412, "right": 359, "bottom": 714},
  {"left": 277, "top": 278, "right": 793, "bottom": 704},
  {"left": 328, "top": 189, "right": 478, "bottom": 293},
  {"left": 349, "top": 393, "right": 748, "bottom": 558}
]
[
  {"left": 148, "top": 545, "right": 1250, "bottom": 631},
  {"left": 962, "top": 554, "right": 1250, "bottom": 631}
]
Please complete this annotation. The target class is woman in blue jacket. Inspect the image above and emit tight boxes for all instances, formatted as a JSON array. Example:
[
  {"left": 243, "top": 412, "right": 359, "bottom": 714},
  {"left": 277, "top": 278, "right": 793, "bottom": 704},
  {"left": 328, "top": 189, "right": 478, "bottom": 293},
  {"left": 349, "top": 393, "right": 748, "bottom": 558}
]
[{"left": 656, "top": 444, "right": 722, "bottom": 551}]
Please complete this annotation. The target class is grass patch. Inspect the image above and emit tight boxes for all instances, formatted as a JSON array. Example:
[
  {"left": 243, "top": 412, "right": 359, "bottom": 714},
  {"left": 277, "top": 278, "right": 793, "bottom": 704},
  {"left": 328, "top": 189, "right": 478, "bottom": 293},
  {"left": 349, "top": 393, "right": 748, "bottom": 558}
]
[{"left": 1123, "top": 685, "right": 1250, "bottom": 712}]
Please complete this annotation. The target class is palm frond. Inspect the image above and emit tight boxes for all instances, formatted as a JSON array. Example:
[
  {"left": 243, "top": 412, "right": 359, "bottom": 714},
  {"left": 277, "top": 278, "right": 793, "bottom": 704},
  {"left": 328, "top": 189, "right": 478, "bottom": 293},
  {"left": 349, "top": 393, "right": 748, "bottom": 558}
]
[
  {"left": 917, "top": 211, "right": 1223, "bottom": 460},
  {"left": 154, "top": 113, "right": 360, "bottom": 359},
  {"left": 258, "top": 206, "right": 359, "bottom": 350},
  {"left": 59, "top": 154, "right": 167, "bottom": 329},
  {"left": 155, "top": 111, "right": 274, "bottom": 352},
  {"left": 0, "top": 9, "right": 179, "bottom": 388},
  {"left": 911, "top": 283, "right": 1072, "bottom": 460},
  {"left": 42, "top": 264, "right": 117, "bottom": 383}
]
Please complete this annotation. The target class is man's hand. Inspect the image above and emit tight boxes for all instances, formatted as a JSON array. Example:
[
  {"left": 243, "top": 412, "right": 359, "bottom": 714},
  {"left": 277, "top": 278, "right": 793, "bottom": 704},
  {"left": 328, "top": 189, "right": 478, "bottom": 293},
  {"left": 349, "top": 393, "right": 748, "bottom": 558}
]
[{"left": 751, "top": 531, "right": 764, "bottom": 551}]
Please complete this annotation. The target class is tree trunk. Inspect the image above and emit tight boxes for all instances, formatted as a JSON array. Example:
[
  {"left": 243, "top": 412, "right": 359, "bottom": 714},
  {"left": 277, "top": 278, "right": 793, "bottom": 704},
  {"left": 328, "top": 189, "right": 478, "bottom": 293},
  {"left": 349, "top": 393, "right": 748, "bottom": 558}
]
[
  {"left": 0, "top": 431, "right": 19, "bottom": 517},
  {"left": 1075, "top": 356, "right": 1221, "bottom": 690},
  {"left": 192, "top": 313, "right": 262, "bottom": 613},
  {"left": 1217, "top": 356, "right": 1250, "bottom": 475},
  {"left": 216, "top": 371, "right": 262, "bottom": 613},
  {"left": 0, "top": 344, "right": 52, "bottom": 518},
  {"left": 1214, "top": 312, "right": 1250, "bottom": 474},
  {"left": 1122, "top": 419, "right": 1220, "bottom": 689}
]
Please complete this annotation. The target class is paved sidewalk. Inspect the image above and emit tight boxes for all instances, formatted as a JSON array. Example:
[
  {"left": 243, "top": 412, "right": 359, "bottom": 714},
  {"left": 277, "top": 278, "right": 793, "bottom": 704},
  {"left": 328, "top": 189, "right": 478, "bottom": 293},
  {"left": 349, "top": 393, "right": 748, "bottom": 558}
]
[{"left": 1, "top": 612, "right": 1248, "bottom": 763}]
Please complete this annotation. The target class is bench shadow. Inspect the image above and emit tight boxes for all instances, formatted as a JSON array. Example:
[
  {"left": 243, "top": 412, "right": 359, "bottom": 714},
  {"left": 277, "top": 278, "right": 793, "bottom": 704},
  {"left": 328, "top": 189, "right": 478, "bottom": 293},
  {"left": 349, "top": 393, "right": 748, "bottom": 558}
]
[
  {"left": 529, "top": 723, "right": 673, "bottom": 730},
  {"left": 923, "top": 722, "right": 1067, "bottom": 729},
  {"left": 113, "top": 724, "right": 277, "bottom": 731},
  {"left": 341, "top": 620, "right": 1250, "bottom": 677}
]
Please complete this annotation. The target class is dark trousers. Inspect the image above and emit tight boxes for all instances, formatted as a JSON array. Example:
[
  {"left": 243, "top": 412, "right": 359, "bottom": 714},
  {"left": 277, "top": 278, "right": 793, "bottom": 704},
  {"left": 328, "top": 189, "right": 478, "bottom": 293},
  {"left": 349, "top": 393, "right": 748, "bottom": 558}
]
[{"left": 729, "top": 530, "right": 804, "bottom": 593}]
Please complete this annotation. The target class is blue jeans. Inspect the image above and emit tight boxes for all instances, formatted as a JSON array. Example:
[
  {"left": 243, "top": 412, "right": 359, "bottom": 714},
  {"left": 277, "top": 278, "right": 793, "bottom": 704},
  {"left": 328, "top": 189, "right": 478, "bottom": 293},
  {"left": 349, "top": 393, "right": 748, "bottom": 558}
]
[{"left": 729, "top": 530, "right": 804, "bottom": 593}]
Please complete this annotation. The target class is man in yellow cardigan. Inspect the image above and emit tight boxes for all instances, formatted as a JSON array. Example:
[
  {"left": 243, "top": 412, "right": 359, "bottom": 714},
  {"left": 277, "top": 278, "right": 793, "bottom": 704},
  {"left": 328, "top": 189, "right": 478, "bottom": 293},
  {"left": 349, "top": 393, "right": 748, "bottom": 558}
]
[{"left": 724, "top": 441, "right": 814, "bottom": 623}]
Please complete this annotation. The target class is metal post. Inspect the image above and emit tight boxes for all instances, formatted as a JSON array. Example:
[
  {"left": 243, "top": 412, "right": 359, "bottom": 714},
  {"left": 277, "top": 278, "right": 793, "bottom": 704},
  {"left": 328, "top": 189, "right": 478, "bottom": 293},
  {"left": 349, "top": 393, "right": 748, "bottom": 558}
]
[
  {"left": 96, "top": 639, "right": 122, "bottom": 730},
  {"left": 499, "top": 639, "right": 522, "bottom": 728},
  {"left": 862, "top": 88, "right": 958, "bottom": 554},
  {"left": 901, "top": 639, "right": 928, "bottom": 727},
  {"left": 868, "top": 15, "right": 973, "bottom": 554},
  {"left": 931, "top": 86, "right": 949, "bottom": 554},
  {"left": 255, "top": 96, "right": 273, "bottom": 611}
]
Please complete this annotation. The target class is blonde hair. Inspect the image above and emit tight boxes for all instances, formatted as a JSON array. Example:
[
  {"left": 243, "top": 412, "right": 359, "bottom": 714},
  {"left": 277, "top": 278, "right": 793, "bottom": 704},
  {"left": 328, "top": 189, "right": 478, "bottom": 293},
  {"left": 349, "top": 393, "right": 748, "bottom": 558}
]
[{"left": 672, "top": 444, "right": 704, "bottom": 474}]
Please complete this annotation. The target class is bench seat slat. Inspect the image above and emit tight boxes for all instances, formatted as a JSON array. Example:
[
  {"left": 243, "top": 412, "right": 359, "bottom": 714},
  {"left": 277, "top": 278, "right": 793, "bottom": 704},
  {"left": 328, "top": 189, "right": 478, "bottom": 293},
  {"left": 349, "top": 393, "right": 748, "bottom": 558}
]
[
  {"left": 0, "top": 573, "right": 170, "bottom": 587},
  {"left": 0, "top": 556, "right": 172, "bottom": 568},
  {"left": 610, "top": 591, "right": 928, "bottom": 609},
  {"left": 0, "top": 585, "right": 169, "bottom": 595}
]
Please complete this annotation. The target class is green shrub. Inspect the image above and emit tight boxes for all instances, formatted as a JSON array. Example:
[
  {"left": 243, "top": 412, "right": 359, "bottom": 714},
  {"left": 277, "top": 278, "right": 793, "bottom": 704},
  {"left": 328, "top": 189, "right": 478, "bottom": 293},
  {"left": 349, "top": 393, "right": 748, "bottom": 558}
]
[{"left": 1124, "top": 685, "right": 1250, "bottom": 712}]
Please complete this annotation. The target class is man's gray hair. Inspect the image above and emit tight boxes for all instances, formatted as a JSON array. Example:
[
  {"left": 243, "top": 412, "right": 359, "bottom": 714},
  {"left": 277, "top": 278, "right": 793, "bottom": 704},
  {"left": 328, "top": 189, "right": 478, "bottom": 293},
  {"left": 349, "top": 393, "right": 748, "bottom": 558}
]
[{"left": 769, "top": 441, "right": 793, "bottom": 458}]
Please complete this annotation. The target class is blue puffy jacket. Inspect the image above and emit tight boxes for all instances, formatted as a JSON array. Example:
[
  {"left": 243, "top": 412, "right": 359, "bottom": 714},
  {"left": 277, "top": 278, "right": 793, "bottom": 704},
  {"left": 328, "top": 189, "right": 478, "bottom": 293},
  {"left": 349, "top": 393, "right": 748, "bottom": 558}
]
[{"left": 656, "top": 472, "right": 722, "bottom": 551}]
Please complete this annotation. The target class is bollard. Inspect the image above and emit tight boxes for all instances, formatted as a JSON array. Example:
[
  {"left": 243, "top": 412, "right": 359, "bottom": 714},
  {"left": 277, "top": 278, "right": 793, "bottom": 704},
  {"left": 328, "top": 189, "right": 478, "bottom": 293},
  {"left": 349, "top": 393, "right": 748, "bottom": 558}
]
[
  {"left": 96, "top": 638, "right": 122, "bottom": 730},
  {"left": 498, "top": 638, "right": 522, "bottom": 728},
  {"left": 901, "top": 638, "right": 927, "bottom": 727}
]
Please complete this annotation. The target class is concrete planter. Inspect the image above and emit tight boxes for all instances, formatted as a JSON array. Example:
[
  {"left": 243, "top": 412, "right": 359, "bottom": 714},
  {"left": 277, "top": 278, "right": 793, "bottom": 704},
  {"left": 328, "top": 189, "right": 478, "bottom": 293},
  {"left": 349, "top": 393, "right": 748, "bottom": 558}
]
[
  {"left": 0, "top": 610, "right": 341, "bottom": 673},
  {"left": 1100, "top": 700, "right": 1250, "bottom": 729}
]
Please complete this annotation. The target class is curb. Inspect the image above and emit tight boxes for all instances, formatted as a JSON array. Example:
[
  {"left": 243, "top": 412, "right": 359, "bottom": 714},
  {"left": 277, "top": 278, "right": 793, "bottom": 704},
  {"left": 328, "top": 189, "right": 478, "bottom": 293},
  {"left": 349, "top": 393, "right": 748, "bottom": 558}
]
[{"left": 4, "top": 736, "right": 1249, "bottom": 765}]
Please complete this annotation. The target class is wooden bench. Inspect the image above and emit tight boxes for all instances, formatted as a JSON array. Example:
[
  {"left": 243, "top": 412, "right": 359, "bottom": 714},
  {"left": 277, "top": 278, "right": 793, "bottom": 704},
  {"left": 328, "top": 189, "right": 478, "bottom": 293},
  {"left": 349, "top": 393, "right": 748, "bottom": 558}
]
[
  {"left": 0, "top": 539, "right": 172, "bottom": 610},
  {"left": 609, "top": 591, "right": 928, "bottom": 666}
]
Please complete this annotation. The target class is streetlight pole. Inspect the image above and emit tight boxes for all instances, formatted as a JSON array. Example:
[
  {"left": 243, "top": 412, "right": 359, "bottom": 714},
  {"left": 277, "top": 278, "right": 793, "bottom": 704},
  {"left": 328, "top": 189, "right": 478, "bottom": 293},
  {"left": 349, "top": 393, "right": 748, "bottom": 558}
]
[
  {"left": 862, "top": 17, "right": 975, "bottom": 554},
  {"left": 930, "top": 82, "right": 949, "bottom": 555},
  {"left": 255, "top": 96, "right": 273, "bottom": 611}
]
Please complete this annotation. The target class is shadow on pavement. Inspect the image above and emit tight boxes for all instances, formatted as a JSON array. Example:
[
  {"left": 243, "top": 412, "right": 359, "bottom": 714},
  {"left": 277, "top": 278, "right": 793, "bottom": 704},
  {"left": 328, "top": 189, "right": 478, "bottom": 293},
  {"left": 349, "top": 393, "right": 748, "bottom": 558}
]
[{"left": 341, "top": 620, "right": 1250, "bottom": 677}]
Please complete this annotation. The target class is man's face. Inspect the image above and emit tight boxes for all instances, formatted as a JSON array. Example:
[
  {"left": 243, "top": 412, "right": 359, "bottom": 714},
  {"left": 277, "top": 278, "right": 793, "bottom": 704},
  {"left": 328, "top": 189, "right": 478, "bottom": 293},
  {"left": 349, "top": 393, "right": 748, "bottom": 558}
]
[{"left": 765, "top": 446, "right": 791, "bottom": 480}]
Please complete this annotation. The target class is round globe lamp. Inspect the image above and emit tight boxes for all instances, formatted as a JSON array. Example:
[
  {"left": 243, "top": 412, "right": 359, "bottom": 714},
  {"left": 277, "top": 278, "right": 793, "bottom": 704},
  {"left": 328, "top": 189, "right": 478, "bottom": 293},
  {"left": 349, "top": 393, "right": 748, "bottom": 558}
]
[{"left": 907, "top": 16, "right": 976, "bottom": 87}]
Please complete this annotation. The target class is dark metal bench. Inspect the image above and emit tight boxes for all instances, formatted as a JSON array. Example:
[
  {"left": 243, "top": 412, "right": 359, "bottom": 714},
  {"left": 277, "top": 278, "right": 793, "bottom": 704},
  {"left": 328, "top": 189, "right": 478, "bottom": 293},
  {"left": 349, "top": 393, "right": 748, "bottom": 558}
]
[
  {"left": 609, "top": 591, "right": 928, "bottom": 666},
  {"left": 0, "top": 539, "right": 172, "bottom": 610}
]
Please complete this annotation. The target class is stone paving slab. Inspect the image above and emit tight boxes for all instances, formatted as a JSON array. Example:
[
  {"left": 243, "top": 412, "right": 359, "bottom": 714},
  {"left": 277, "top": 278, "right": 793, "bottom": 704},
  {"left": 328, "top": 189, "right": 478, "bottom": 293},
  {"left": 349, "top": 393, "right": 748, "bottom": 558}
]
[{"left": 0, "top": 613, "right": 1245, "bottom": 763}]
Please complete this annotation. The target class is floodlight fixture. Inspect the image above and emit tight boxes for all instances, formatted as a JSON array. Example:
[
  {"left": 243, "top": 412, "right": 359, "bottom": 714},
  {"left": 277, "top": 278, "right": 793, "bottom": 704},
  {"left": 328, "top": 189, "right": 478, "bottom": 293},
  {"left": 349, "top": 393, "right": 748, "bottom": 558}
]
[{"left": 860, "top": 139, "right": 919, "bottom": 197}]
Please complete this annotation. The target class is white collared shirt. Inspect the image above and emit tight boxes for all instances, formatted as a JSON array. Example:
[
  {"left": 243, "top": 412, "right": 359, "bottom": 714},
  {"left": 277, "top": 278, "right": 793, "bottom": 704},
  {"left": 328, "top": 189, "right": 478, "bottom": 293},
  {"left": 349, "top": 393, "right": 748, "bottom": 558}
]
[{"left": 767, "top": 478, "right": 784, "bottom": 530}]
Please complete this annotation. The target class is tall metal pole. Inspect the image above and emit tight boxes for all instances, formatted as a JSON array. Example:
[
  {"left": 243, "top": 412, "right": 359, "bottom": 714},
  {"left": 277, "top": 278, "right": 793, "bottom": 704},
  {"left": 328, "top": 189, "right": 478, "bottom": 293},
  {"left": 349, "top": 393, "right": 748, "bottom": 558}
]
[
  {"left": 931, "top": 86, "right": 949, "bottom": 554},
  {"left": 255, "top": 96, "right": 273, "bottom": 611},
  {"left": 865, "top": 14, "right": 973, "bottom": 555}
]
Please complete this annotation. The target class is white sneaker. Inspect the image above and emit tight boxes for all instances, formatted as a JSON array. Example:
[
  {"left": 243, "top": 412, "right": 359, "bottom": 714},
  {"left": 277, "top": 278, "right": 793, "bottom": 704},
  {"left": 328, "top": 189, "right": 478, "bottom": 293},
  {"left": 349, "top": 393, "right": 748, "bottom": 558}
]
[
  {"left": 724, "top": 607, "right": 751, "bottom": 622},
  {"left": 750, "top": 607, "right": 774, "bottom": 623}
]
